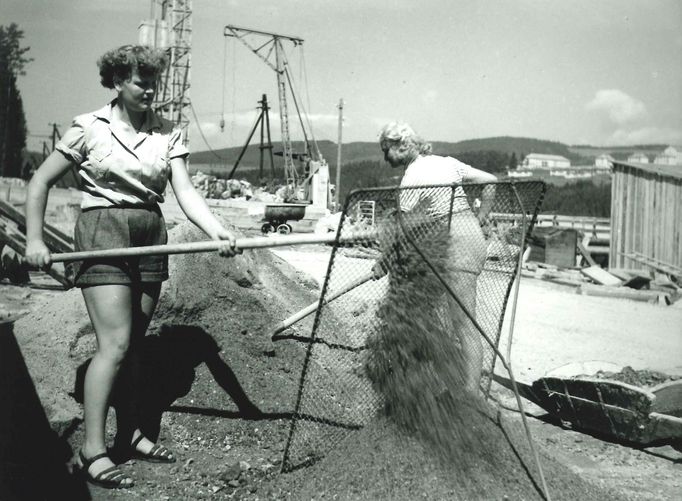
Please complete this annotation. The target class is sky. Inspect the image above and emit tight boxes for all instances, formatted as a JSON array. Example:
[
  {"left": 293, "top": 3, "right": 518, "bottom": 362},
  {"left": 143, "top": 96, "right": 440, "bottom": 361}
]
[{"left": 3, "top": 0, "right": 682, "bottom": 153}]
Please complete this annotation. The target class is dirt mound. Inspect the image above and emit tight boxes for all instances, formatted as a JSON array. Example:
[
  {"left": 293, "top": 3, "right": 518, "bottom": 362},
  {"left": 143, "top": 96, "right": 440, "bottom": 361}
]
[
  {"left": 144, "top": 220, "right": 320, "bottom": 417},
  {"left": 589, "top": 366, "right": 682, "bottom": 388},
  {"left": 259, "top": 405, "right": 621, "bottom": 501},
  {"left": 250, "top": 231, "right": 617, "bottom": 501},
  {"left": 7, "top": 217, "right": 324, "bottom": 497}
]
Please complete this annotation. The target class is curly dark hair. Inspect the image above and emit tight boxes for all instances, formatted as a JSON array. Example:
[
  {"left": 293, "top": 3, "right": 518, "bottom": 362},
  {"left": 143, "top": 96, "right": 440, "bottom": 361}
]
[{"left": 97, "top": 45, "right": 168, "bottom": 89}]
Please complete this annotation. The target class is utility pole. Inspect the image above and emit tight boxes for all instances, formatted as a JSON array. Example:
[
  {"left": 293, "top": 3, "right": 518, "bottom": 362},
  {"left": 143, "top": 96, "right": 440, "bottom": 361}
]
[
  {"left": 48, "top": 123, "right": 61, "bottom": 151},
  {"left": 335, "top": 99, "right": 344, "bottom": 211},
  {"left": 227, "top": 94, "right": 275, "bottom": 180},
  {"left": 258, "top": 94, "right": 276, "bottom": 180}
]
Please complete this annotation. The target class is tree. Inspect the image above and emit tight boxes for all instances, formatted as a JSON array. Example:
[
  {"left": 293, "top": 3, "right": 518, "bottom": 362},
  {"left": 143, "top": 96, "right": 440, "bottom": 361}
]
[
  {"left": 509, "top": 152, "right": 518, "bottom": 170},
  {"left": 0, "top": 23, "right": 32, "bottom": 178}
]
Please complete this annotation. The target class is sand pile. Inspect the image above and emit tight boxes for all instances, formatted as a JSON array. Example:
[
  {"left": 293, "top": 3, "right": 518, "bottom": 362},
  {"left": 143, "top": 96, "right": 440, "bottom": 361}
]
[
  {"left": 255, "top": 230, "right": 622, "bottom": 500},
  {"left": 262, "top": 409, "right": 623, "bottom": 500}
]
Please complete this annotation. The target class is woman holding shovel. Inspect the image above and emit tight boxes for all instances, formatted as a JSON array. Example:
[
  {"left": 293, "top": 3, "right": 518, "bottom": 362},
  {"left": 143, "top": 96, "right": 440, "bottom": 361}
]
[
  {"left": 24, "top": 45, "right": 239, "bottom": 489},
  {"left": 372, "top": 122, "right": 496, "bottom": 394}
]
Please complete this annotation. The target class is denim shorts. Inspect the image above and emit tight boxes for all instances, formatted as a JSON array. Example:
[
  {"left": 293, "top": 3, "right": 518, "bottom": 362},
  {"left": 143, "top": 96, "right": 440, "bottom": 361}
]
[{"left": 66, "top": 205, "right": 169, "bottom": 287}]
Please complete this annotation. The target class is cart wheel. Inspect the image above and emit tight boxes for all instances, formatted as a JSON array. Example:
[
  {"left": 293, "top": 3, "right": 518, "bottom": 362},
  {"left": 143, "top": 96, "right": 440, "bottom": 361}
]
[
  {"left": 261, "top": 223, "right": 275, "bottom": 234},
  {"left": 277, "top": 223, "right": 292, "bottom": 235}
]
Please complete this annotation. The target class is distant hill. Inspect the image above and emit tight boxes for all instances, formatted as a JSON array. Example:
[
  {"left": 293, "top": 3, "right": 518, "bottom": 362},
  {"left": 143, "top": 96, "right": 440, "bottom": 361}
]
[
  {"left": 433, "top": 136, "right": 577, "bottom": 159},
  {"left": 27, "top": 136, "right": 671, "bottom": 196},
  {"left": 29, "top": 137, "right": 674, "bottom": 174},
  {"left": 190, "top": 140, "right": 376, "bottom": 168},
  {"left": 190, "top": 136, "right": 594, "bottom": 174}
]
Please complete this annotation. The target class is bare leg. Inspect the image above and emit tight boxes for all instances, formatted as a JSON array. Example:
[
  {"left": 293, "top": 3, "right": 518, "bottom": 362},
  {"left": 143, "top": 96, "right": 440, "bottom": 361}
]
[
  {"left": 450, "top": 271, "right": 483, "bottom": 393},
  {"left": 78, "top": 284, "right": 133, "bottom": 484},
  {"left": 113, "top": 283, "right": 173, "bottom": 459},
  {"left": 447, "top": 213, "right": 487, "bottom": 394}
]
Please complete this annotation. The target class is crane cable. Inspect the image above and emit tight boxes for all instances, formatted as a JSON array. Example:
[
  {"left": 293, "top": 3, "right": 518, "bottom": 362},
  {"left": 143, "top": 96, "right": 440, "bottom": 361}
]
[
  {"left": 299, "top": 47, "right": 321, "bottom": 159},
  {"left": 220, "top": 35, "right": 227, "bottom": 132},
  {"left": 189, "top": 101, "right": 224, "bottom": 161},
  {"left": 283, "top": 46, "right": 321, "bottom": 161}
]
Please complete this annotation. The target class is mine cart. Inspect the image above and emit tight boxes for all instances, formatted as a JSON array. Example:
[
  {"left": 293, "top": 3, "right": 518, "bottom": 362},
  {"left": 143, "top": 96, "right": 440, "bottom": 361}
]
[{"left": 261, "top": 203, "right": 308, "bottom": 235}]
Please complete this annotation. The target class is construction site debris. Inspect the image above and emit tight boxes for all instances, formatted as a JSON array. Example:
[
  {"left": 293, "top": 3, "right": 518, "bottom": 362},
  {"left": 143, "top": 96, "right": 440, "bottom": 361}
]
[
  {"left": 0, "top": 198, "right": 73, "bottom": 287},
  {"left": 579, "top": 282, "right": 671, "bottom": 305},
  {"left": 494, "top": 372, "right": 682, "bottom": 445},
  {"left": 313, "top": 211, "right": 340, "bottom": 234},
  {"left": 528, "top": 227, "right": 578, "bottom": 268},
  {"left": 576, "top": 237, "right": 598, "bottom": 267},
  {"left": 607, "top": 268, "right": 651, "bottom": 282},
  {"left": 190, "top": 171, "right": 257, "bottom": 201},
  {"left": 580, "top": 265, "right": 624, "bottom": 286}
]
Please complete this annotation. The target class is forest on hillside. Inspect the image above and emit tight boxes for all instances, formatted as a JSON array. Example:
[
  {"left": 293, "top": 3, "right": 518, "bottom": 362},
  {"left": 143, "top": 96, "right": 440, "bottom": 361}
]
[
  {"left": 330, "top": 160, "right": 611, "bottom": 218},
  {"left": 540, "top": 181, "right": 611, "bottom": 217}
]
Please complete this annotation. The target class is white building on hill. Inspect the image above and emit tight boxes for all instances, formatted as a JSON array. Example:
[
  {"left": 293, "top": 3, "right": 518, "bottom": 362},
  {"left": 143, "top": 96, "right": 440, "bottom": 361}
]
[
  {"left": 627, "top": 152, "right": 649, "bottom": 164},
  {"left": 653, "top": 146, "right": 682, "bottom": 166},
  {"left": 595, "top": 154, "right": 614, "bottom": 169},
  {"left": 521, "top": 153, "right": 571, "bottom": 169}
]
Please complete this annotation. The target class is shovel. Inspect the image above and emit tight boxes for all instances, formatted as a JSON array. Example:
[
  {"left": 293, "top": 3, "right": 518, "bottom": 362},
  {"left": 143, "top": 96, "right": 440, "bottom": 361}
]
[
  {"left": 48, "top": 231, "right": 377, "bottom": 263},
  {"left": 270, "top": 272, "right": 375, "bottom": 339}
]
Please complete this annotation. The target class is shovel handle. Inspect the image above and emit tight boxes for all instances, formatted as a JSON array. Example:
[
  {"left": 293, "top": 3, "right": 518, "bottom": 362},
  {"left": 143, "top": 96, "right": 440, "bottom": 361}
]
[
  {"left": 271, "top": 272, "right": 375, "bottom": 337},
  {"left": 49, "top": 230, "right": 377, "bottom": 263}
]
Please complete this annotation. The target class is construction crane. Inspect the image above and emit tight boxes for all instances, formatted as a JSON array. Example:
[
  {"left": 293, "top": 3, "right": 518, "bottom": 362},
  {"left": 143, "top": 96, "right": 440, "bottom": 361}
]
[
  {"left": 139, "top": 0, "right": 193, "bottom": 147},
  {"left": 223, "top": 25, "right": 325, "bottom": 202}
]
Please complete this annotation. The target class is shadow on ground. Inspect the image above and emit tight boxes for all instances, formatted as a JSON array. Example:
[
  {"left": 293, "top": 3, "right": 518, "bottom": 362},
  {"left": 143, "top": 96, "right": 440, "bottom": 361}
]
[
  {"left": 72, "top": 324, "right": 276, "bottom": 450},
  {"left": 0, "top": 320, "right": 90, "bottom": 500}
]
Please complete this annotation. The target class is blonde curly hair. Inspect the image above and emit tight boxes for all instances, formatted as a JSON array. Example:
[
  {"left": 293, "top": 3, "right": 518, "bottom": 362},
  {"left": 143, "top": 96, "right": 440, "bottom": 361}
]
[
  {"left": 378, "top": 122, "right": 432, "bottom": 165},
  {"left": 97, "top": 45, "right": 167, "bottom": 89}
]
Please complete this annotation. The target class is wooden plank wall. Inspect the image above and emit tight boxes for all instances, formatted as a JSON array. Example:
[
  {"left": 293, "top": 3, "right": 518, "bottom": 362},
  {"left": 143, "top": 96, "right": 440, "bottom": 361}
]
[{"left": 610, "top": 164, "right": 682, "bottom": 272}]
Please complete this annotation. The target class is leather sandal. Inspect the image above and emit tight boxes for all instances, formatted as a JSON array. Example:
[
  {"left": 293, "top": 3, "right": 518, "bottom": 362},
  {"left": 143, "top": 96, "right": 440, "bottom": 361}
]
[
  {"left": 76, "top": 450, "right": 134, "bottom": 489},
  {"left": 131, "top": 434, "right": 176, "bottom": 463}
]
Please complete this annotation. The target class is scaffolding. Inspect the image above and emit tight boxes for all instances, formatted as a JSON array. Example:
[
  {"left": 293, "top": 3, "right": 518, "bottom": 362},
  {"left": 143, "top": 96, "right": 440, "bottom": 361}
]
[{"left": 140, "top": 0, "right": 193, "bottom": 147}]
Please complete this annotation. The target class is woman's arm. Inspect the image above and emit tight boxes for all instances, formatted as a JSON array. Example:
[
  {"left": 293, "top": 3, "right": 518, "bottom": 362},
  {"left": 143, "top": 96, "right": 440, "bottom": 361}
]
[
  {"left": 169, "top": 156, "right": 239, "bottom": 256},
  {"left": 463, "top": 166, "right": 497, "bottom": 184},
  {"left": 463, "top": 166, "right": 497, "bottom": 220},
  {"left": 24, "top": 151, "right": 75, "bottom": 267}
]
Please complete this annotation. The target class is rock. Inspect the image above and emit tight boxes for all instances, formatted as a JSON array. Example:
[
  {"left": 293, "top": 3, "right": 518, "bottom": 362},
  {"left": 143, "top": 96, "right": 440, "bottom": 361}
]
[
  {"left": 219, "top": 461, "right": 242, "bottom": 482},
  {"left": 239, "top": 460, "right": 251, "bottom": 471},
  {"left": 227, "top": 480, "right": 240, "bottom": 488}
]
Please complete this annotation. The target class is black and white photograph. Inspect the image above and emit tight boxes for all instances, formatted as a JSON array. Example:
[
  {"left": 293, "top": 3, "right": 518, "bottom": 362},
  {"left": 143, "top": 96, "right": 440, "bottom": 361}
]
[{"left": 0, "top": 1, "right": 680, "bottom": 499}]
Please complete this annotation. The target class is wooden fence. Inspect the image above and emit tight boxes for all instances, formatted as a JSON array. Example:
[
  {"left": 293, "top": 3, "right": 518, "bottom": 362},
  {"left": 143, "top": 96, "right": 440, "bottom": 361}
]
[{"left": 610, "top": 162, "right": 682, "bottom": 278}]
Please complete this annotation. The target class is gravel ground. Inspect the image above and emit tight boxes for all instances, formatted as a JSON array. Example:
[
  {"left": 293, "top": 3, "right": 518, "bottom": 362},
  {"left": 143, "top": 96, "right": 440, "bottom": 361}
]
[{"left": 2, "top": 225, "right": 681, "bottom": 500}]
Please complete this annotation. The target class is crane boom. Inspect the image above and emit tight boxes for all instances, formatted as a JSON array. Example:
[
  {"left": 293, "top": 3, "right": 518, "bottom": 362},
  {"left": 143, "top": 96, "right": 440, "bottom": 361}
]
[{"left": 224, "top": 25, "right": 305, "bottom": 186}]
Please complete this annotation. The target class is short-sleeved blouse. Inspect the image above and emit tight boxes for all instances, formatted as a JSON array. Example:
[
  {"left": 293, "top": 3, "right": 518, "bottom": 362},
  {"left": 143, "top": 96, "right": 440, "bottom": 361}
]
[
  {"left": 399, "top": 155, "right": 473, "bottom": 217},
  {"left": 56, "top": 100, "right": 189, "bottom": 209}
]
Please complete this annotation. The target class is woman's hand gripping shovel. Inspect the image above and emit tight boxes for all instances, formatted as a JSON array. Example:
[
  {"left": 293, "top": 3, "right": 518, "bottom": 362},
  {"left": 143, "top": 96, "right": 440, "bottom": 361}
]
[{"left": 46, "top": 230, "right": 380, "bottom": 354}]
